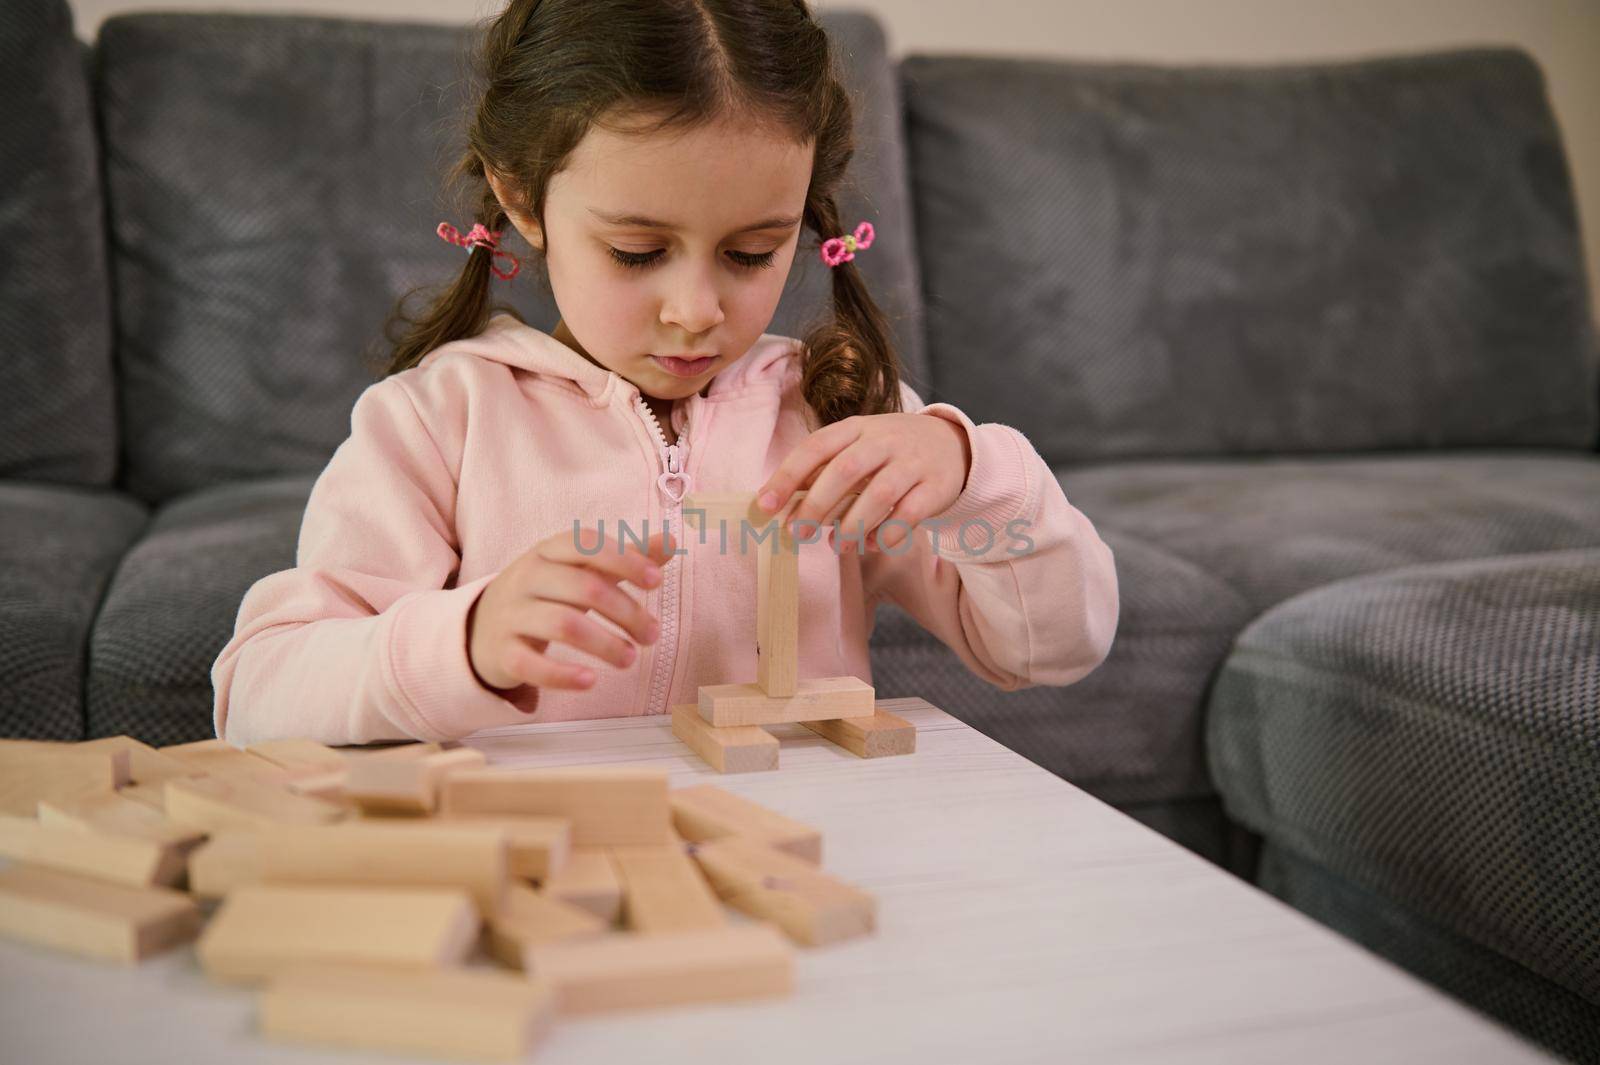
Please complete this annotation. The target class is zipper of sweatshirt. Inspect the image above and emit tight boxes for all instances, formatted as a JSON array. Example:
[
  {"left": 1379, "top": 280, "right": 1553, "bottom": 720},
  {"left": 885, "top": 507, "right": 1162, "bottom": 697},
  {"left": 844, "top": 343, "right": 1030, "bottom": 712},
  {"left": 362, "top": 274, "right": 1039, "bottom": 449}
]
[{"left": 633, "top": 394, "right": 692, "bottom": 717}]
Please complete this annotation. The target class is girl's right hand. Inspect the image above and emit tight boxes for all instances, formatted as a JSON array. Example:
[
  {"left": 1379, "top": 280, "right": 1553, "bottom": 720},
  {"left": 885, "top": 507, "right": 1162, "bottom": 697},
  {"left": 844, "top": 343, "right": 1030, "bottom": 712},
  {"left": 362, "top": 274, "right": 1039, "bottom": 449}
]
[{"left": 467, "top": 525, "right": 676, "bottom": 695}]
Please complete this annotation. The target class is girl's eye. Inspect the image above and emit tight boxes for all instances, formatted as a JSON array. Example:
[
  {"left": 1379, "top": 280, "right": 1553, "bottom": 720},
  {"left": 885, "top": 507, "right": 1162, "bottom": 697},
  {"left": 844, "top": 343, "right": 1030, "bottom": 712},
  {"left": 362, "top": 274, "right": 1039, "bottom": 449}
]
[{"left": 607, "top": 247, "right": 778, "bottom": 271}]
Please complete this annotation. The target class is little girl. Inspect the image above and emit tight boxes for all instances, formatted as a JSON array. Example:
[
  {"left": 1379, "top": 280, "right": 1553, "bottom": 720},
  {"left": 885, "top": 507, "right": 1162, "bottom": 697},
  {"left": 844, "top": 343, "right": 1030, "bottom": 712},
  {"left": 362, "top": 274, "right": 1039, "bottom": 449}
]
[{"left": 210, "top": 0, "right": 1120, "bottom": 746}]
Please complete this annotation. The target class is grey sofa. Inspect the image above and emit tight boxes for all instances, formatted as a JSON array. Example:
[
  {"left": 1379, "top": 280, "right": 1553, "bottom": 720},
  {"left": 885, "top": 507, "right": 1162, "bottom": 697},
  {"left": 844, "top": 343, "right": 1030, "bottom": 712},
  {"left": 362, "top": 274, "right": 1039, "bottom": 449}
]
[{"left": 4, "top": 1, "right": 1597, "bottom": 1059}]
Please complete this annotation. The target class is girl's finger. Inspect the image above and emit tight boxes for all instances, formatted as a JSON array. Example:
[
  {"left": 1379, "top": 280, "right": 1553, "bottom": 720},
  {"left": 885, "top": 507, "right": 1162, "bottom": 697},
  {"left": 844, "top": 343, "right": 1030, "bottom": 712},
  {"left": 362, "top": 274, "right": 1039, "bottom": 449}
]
[
  {"left": 836, "top": 468, "right": 918, "bottom": 554},
  {"left": 789, "top": 439, "right": 888, "bottom": 534},
  {"left": 521, "top": 599, "right": 640, "bottom": 672},
  {"left": 525, "top": 564, "right": 658, "bottom": 646},
  {"left": 756, "top": 417, "right": 863, "bottom": 516},
  {"left": 505, "top": 642, "right": 597, "bottom": 690}
]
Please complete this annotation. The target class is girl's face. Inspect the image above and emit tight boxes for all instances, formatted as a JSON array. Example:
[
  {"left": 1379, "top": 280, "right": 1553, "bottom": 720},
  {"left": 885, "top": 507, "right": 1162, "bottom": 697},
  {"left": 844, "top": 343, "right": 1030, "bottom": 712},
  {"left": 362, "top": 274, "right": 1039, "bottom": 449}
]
[{"left": 488, "top": 112, "right": 815, "bottom": 401}]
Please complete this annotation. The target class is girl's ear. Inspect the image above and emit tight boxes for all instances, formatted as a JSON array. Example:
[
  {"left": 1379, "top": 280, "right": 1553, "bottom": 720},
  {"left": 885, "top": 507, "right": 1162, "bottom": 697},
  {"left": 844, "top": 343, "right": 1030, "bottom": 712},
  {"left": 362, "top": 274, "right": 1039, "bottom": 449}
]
[{"left": 485, "top": 167, "right": 545, "bottom": 251}]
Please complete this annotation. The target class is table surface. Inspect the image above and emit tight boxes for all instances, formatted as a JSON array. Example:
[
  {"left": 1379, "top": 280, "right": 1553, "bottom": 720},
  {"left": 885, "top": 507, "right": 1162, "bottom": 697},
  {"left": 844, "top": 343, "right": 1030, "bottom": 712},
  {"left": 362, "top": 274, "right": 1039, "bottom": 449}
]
[{"left": 0, "top": 698, "right": 1557, "bottom": 1065}]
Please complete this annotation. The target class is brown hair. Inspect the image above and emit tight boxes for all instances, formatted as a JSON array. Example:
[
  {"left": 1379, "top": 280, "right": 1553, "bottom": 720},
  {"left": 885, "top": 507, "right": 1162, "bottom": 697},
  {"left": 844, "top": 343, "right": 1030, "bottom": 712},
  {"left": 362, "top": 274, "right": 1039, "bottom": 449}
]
[{"left": 374, "top": 0, "right": 902, "bottom": 426}]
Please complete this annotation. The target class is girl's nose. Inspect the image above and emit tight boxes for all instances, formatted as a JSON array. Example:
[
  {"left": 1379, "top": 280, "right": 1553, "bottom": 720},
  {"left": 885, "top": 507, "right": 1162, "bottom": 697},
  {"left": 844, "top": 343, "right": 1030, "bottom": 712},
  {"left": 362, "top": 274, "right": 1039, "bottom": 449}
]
[{"left": 660, "top": 269, "right": 726, "bottom": 335}]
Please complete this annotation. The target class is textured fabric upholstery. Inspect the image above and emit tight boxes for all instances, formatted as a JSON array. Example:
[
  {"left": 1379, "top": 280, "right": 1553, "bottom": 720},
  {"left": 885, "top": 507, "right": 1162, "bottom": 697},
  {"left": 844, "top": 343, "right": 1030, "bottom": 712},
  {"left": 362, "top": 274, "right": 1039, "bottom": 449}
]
[
  {"left": 93, "top": 10, "right": 923, "bottom": 505},
  {"left": 901, "top": 49, "right": 1600, "bottom": 465},
  {"left": 87, "top": 475, "right": 313, "bottom": 744},
  {"left": 0, "top": 484, "right": 148, "bottom": 739},
  {"left": 1208, "top": 549, "right": 1600, "bottom": 1050},
  {"left": 0, "top": 0, "right": 118, "bottom": 485}
]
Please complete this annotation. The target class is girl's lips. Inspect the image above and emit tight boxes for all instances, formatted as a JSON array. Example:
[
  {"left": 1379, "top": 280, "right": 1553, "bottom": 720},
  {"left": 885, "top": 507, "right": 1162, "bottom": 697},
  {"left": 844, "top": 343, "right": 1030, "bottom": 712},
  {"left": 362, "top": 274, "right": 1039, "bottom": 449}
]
[{"left": 652, "top": 355, "right": 717, "bottom": 377}]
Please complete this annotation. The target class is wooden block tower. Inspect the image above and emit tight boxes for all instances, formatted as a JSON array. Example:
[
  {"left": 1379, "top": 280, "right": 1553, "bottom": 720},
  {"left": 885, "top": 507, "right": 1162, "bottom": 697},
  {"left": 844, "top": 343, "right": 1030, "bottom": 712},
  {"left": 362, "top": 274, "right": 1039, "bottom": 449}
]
[{"left": 672, "top": 491, "right": 916, "bottom": 772}]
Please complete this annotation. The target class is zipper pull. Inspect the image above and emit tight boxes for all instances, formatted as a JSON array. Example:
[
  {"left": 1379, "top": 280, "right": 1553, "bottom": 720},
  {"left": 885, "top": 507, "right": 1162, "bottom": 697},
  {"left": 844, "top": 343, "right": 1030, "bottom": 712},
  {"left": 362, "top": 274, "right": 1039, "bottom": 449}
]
[{"left": 657, "top": 441, "right": 691, "bottom": 503}]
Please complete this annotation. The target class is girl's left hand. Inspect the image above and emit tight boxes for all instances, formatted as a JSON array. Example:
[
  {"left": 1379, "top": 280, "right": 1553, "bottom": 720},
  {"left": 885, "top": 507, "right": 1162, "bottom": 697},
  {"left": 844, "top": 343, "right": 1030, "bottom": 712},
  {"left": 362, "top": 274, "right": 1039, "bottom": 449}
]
[{"left": 755, "top": 413, "right": 972, "bottom": 553}]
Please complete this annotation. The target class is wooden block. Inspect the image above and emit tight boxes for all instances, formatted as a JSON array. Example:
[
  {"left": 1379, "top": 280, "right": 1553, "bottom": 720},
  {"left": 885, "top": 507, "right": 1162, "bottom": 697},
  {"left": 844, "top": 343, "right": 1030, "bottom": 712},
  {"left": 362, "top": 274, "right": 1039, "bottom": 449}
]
[
  {"left": 690, "top": 836, "right": 875, "bottom": 946},
  {"left": 698, "top": 676, "right": 875, "bottom": 728},
  {"left": 485, "top": 882, "right": 609, "bottom": 968},
  {"left": 279, "top": 821, "right": 507, "bottom": 914},
  {"left": 433, "top": 814, "right": 571, "bottom": 880},
  {"left": 197, "top": 882, "right": 479, "bottom": 984},
  {"left": 0, "top": 813, "right": 188, "bottom": 888},
  {"left": 117, "top": 783, "right": 169, "bottom": 811},
  {"left": 37, "top": 790, "right": 207, "bottom": 850},
  {"left": 347, "top": 747, "right": 487, "bottom": 815},
  {"left": 679, "top": 491, "right": 770, "bottom": 532},
  {"left": 609, "top": 843, "right": 726, "bottom": 934},
  {"left": 669, "top": 784, "right": 822, "bottom": 864},
  {"left": 0, "top": 864, "right": 202, "bottom": 963},
  {"left": 165, "top": 774, "right": 349, "bottom": 833},
  {"left": 261, "top": 961, "right": 556, "bottom": 1062},
  {"left": 527, "top": 923, "right": 793, "bottom": 1014},
  {"left": 801, "top": 708, "right": 917, "bottom": 758},
  {"left": 245, "top": 739, "right": 348, "bottom": 778},
  {"left": 756, "top": 516, "right": 799, "bottom": 698},
  {"left": 284, "top": 770, "right": 349, "bottom": 801},
  {"left": 159, "top": 739, "right": 289, "bottom": 784},
  {"left": 540, "top": 847, "right": 622, "bottom": 923},
  {"left": 440, "top": 766, "right": 672, "bottom": 846},
  {"left": 78, "top": 736, "right": 202, "bottom": 787},
  {"left": 669, "top": 704, "right": 778, "bottom": 774},
  {"left": 188, "top": 831, "right": 264, "bottom": 899},
  {"left": 0, "top": 741, "right": 128, "bottom": 815}
]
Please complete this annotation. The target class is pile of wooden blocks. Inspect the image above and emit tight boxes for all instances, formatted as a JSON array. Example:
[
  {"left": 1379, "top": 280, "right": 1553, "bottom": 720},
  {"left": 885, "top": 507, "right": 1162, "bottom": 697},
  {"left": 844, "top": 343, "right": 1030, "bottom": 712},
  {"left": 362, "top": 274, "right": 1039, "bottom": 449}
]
[
  {"left": 0, "top": 734, "right": 877, "bottom": 1061},
  {"left": 674, "top": 491, "right": 916, "bottom": 772}
]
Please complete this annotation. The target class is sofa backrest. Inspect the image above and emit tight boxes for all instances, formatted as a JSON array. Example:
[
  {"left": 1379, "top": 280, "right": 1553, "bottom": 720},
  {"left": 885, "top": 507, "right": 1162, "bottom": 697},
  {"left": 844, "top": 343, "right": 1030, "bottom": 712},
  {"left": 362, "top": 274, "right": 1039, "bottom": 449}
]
[
  {"left": 902, "top": 48, "right": 1600, "bottom": 466},
  {"left": 0, "top": 0, "right": 119, "bottom": 487},
  {"left": 92, "top": 9, "right": 923, "bottom": 505}
]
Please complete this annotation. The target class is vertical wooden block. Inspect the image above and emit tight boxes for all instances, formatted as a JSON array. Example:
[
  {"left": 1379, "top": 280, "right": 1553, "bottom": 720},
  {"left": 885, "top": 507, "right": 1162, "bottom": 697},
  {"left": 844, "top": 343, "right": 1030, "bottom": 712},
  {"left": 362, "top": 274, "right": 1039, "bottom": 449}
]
[
  {"left": 669, "top": 784, "right": 822, "bottom": 864},
  {"left": 755, "top": 517, "right": 799, "bottom": 698},
  {"left": 197, "top": 883, "right": 479, "bottom": 984},
  {"left": 690, "top": 836, "right": 875, "bottom": 946},
  {"left": 697, "top": 676, "right": 875, "bottom": 728},
  {"left": 539, "top": 847, "right": 622, "bottom": 923},
  {"left": 0, "top": 813, "right": 188, "bottom": 888},
  {"left": 485, "top": 882, "right": 609, "bottom": 969},
  {"left": 211, "top": 821, "right": 512, "bottom": 916},
  {"left": 440, "top": 767, "right": 672, "bottom": 846},
  {"left": 801, "top": 708, "right": 917, "bottom": 758},
  {"left": 0, "top": 864, "right": 202, "bottom": 964},
  {"left": 669, "top": 704, "right": 779, "bottom": 773},
  {"left": 0, "top": 742, "right": 128, "bottom": 815},
  {"left": 261, "top": 962, "right": 556, "bottom": 1062},
  {"left": 609, "top": 843, "right": 726, "bottom": 934},
  {"left": 527, "top": 923, "right": 794, "bottom": 1014}
]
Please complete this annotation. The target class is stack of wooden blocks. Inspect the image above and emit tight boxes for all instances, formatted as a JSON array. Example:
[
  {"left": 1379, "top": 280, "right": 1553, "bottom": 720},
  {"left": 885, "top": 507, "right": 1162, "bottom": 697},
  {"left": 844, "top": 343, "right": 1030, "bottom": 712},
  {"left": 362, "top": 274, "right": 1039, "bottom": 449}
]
[
  {"left": 673, "top": 491, "right": 916, "bottom": 772},
  {"left": 0, "top": 733, "right": 878, "bottom": 1061}
]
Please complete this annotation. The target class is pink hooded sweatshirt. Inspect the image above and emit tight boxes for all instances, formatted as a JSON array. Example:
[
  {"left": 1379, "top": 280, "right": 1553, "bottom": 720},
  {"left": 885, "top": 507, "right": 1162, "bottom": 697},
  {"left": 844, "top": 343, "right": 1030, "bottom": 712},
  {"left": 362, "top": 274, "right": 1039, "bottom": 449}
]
[{"left": 211, "top": 313, "right": 1119, "bottom": 746}]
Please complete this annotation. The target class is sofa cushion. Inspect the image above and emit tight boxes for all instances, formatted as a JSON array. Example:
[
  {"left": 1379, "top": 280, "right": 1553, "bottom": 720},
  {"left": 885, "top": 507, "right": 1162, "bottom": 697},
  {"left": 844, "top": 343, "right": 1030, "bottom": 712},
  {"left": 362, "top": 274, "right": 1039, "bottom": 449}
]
[
  {"left": 870, "top": 524, "right": 1253, "bottom": 805},
  {"left": 0, "top": 484, "right": 148, "bottom": 739},
  {"left": 0, "top": 0, "right": 118, "bottom": 485},
  {"left": 92, "top": 10, "right": 922, "bottom": 505},
  {"left": 1206, "top": 548, "right": 1600, "bottom": 1010},
  {"left": 901, "top": 48, "right": 1600, "bottom": 465},
  {"left": 86, "top": 475, "right": 312, "bottom": 744},
  {"left": 1059, "top": 451, "right": 1600, "bottom": 613}
]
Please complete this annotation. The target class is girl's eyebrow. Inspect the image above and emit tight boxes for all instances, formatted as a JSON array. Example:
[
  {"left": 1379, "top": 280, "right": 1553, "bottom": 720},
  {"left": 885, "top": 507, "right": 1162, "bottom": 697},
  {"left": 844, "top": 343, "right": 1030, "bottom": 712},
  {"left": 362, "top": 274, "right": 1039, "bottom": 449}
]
[{"left": 589, "top": 208, "right": 802, "bottom": 233}]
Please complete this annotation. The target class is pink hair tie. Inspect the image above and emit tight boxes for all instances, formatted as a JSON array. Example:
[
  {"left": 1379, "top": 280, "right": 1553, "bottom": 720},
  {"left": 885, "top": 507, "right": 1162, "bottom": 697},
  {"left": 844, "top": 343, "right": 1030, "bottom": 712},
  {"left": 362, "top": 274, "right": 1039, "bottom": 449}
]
[
  {"left": 820, "top": 221, "right": 875, "bottom": 267},
  {"left": 437, "top": 221, "right": 521, "bottom": 280}
]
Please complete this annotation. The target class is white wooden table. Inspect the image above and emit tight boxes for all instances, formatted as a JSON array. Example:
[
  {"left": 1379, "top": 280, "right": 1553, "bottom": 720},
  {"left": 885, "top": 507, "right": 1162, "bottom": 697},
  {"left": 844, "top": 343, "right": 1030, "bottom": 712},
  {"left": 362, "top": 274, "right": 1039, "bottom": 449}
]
[{"left": 0, "top": 698, "right": 1556, "bottom": 1064}]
